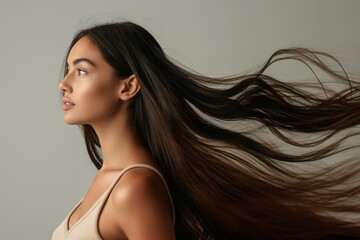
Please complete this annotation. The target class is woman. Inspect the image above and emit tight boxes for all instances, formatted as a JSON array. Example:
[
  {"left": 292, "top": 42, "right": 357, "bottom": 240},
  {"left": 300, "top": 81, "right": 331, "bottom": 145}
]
[{"left": 53, "top": 21, "right": 360, "bottom": 239}]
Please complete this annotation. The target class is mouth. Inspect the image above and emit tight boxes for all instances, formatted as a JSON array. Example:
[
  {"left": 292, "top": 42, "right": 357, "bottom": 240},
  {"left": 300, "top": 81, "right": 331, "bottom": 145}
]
[{"left": 61, "top": 97, "right": 75, "bottom": 111}]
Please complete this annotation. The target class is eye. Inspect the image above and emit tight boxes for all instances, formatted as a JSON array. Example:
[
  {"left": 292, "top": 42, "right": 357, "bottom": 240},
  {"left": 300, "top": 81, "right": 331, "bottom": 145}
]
[{"left": 77, "top": 69, "right": 87, "bottom": 76}]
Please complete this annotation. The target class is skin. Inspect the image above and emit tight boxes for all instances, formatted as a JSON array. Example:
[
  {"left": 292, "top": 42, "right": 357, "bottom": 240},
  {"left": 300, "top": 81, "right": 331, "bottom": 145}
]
[{"left": 59, "top": 36, "right": 175, "bottom": 240}]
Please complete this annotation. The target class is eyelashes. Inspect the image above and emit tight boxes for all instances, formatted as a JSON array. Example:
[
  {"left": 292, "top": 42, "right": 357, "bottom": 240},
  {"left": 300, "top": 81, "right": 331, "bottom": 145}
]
[{"left": 65, "top": 66, "right": 88, "bottom": 76}]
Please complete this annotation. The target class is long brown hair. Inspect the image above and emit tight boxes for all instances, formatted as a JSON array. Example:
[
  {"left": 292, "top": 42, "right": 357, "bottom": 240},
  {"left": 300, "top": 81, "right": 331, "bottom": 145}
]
[{"left": 64, "top": 22, "right": 360, "bottom": 239}]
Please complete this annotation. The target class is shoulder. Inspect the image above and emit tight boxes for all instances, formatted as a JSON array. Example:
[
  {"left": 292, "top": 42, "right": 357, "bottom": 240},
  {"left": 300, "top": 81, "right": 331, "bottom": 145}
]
[
  {"left": 109, "top": 167, "right": 175, "bottom": 240},
  {"left": 111, "top": 167, "right": 169, "bottom": 208}
]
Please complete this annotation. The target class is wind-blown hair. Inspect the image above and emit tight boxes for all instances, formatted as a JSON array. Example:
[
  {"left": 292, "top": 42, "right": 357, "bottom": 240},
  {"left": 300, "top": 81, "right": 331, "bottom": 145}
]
[{"left": 63, "top": 22, "right": 360, "bottom": 239}]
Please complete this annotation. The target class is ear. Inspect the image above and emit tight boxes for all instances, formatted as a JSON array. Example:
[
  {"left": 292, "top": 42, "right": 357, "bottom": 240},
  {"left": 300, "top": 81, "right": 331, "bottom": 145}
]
[{"left": 118, "top": 74, "right": 141, "bottom": 101}]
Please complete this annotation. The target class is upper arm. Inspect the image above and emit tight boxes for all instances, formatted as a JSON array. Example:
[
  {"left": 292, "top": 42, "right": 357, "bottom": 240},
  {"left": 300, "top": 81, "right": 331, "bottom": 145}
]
[{"left": 109, "top": 168, "right": 175, "bottom": 240}]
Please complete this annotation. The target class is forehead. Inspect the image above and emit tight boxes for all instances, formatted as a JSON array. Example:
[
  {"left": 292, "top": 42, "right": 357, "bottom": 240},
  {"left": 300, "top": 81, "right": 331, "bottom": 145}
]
[{"left": 67, "top": 36, "right": 102, "bottom": 63}]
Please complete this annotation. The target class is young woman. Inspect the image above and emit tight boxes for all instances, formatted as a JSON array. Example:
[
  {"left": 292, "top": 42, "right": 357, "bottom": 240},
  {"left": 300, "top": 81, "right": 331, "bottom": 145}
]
[{"left": 52, "top": 21, "right": 360, "bottom": 240}]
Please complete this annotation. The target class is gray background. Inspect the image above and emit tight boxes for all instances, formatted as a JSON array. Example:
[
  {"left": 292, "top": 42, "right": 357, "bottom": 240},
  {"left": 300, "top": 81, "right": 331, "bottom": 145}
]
[{"left": 0, "top": 0, "right": 359, "bottom": 239}]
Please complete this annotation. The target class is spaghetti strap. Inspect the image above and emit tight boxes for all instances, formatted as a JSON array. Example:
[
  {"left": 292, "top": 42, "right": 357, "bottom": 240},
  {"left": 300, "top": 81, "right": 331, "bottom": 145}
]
[
  {"left": 52, "top": 164, "right": 176, "bottom": 240},
  {"left": 108, "top": 164, "right": 176, "bottom": 226}
]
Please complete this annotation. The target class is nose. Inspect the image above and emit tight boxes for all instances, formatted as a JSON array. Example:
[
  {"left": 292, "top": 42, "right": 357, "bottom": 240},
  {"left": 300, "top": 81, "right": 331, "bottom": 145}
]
[{"left": 59, "top": 74, "right": 72, "bottom": 94}]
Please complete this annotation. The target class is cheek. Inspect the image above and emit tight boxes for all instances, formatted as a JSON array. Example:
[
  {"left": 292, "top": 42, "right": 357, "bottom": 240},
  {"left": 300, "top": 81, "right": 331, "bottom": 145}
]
[
  {"left": 81, "top": 82, "right": 113, "bottom": 102},
  {"left": 76, "top": 81, "right": 120, "bottom": 120}
]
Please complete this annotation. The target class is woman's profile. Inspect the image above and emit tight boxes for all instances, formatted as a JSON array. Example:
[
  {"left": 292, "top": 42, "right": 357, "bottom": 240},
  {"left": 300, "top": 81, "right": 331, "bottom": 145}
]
[{"left": 52, "top": 21, "right": 360, "bottom": 239}]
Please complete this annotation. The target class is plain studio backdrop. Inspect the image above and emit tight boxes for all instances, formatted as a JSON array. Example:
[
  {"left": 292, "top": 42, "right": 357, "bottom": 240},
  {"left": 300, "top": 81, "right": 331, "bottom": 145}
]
[{"left": 0, "top": 0, "right": 359, "bottom": 239}]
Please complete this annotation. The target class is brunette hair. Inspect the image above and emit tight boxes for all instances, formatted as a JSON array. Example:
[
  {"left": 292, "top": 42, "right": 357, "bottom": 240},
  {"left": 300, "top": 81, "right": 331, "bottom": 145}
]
[{"left": 64, "top": 22, "right": 360, "bottom": 239}]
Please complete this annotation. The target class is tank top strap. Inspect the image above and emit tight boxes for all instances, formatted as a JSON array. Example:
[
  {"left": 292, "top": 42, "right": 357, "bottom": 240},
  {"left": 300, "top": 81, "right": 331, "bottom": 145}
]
[{"left": 102, "top": 163, "right": 176, "bottom": 226}]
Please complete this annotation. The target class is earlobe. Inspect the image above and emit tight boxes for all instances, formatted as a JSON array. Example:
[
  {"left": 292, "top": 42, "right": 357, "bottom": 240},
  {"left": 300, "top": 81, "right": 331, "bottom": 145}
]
[{"left": 119, "top": 75, "right": 141, "bottom": 101}]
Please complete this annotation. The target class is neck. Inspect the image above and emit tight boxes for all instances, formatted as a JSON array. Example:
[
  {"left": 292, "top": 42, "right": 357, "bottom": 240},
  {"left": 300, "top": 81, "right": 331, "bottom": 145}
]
[{"left": 91, "top": 110, "right": 152, "bottom": 171}]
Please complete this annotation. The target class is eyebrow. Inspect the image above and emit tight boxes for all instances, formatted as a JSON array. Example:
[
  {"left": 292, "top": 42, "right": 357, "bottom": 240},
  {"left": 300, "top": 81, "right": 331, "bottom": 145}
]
[{"left": 67, "top": 58, "right": 97, "bottom": 67}]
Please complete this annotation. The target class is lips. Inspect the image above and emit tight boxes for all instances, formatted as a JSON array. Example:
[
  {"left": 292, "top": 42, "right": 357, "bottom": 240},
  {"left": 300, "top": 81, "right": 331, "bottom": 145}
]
[{"left": 61, "top": 97, "right": 75, "bottom": 111}]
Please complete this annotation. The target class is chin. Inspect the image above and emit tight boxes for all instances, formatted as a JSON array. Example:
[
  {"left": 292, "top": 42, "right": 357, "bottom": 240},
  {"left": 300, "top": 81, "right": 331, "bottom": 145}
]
[
  {"left": 63, "top": 117, "right": 85, "bottom": 125},
  {"left": 64, "top": 120, "right": 80, "bottom": 125}
]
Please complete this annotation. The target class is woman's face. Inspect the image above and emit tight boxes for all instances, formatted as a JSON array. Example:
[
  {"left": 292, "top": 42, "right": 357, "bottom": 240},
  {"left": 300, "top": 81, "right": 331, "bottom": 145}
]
[{"left": 59, "top": 36, "right": 123, "bottom": 125}]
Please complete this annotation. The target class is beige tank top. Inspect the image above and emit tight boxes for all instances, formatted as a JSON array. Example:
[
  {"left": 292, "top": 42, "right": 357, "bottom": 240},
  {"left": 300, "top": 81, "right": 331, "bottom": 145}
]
[{"left": 52, "top": 164, "right": 175, "bottom": 240}]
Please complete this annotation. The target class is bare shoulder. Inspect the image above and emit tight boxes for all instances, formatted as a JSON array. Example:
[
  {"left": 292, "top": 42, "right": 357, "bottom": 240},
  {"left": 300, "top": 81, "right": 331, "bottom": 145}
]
[
  {"left": 109, "top": 167, "right": 175, "bottom": 240},
  {"left": 110, "top": 167, "right": 170, "bottom": 209}
]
